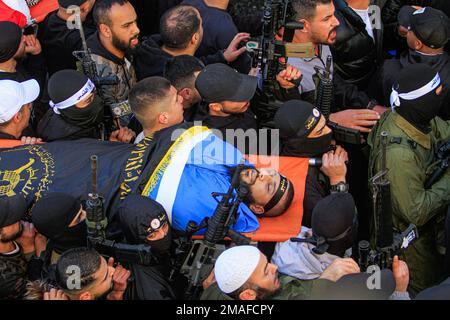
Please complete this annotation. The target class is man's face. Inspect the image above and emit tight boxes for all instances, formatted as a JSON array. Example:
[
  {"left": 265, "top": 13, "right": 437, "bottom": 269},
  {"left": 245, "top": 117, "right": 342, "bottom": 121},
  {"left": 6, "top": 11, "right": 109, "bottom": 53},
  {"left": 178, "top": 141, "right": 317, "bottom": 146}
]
[
  {"left": 85, "top": 256, "right": 115, "bottom": 299},
  {"left": 307, "top": 115, "right": 332, "bottom": 138},
  {"left": 246, "top": 253, "right": 281, "bottom": 298},
  {"left": 75, "top": 92, "right": 95, "bottom": 109},
  {"left": 68, "top": 206, "right": 87, "bottom": 228},
  {"left": 80, "top": 0, "right": 96, "bottom": 21},
  {"left": 0, "top": 221, "right": 23, "bottom": 243},
  {"left": 240, "top": 168, "right": 291, "bottom": 216},
  {"left": 307, "top": 3, "right": 340, "bottom": 45},
  {"left": 108, "top": 2, "right": 140, "bottom": 54},
  {"left": 146, "top": 222, "right": 169, "bottom": 242},
  {"left": 18, "top": 103, "right": 32, "bottom": 132},
  {"left": 220, "top": 101, "right": 250, "bottom": 114},
  {"left": 164, "top": 85, "right": 185, "bottom": 126},
  {"left": 180, "top": 71, "right": 202, "bottom": 109}
]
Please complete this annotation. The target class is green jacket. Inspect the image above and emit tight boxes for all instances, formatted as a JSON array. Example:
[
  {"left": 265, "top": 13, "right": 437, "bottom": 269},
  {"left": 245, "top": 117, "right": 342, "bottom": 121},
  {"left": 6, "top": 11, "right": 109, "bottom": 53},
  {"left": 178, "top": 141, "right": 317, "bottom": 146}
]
[
  {"left": 367, "top": 111, "right": 450, "bottom": 294},
  {"left": 200, "top": 275, "right": 322, "bottom": 300}
]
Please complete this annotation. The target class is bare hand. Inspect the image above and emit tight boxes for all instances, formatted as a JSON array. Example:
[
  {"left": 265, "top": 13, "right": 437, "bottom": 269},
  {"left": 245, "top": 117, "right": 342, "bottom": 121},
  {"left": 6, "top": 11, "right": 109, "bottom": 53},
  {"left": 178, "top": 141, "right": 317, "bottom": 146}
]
[
  {"left": 329, "top": 109, "right": 380, "bottom": 133},
  {"left": 319, "top": 258, "right": 360, "bottom": 282},
  {"left": 223, "top": 33, "right": 251, "bottom": 63},
  {"left": 43, "top": 288, "right": 69, "bottom": 300},
  {"left": 203, "top": 269, "right": 216, "bottom": 290},
  {"left": 392, "top": 255, "right": 409, "bottom": 292},
  {"left": 34, "top": 232, "right": 48, "bottom": 257},
  {"left": 109, "top": 127, "right": 136, "bottom": 143},
  {"left": 16, "top": 221, "right": 36, "bottom": 254},
  {"left": 21, "top": 136, "right": 43, "bottom": 145},
  {"left": 276, "top": 64, "right": 301, "bottom": 89},
  {"left": 320, "top": 148, "right": 347, "bottom": 185},
  {"left": 24, "top": 35, "right": 42, "bottom": 55},
  {"left": 111, "top": 263, "right": 131, "bottom": 293},
  {"left": 372, "top": 105, "right": 388, "bottom": 115}
]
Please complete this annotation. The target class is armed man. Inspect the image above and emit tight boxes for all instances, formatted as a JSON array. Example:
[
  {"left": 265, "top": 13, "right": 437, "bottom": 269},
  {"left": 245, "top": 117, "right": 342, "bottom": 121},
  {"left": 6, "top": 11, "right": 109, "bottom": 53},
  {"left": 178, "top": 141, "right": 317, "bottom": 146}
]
[
  {"left": 368, "top": 64, "right": 450, "bottom": 295},
  {"left": 38, "top": 0, "right": 97, "bottom": 76},
  {"left": 85, "top": 0, "right": 140, "bottom": 131}
]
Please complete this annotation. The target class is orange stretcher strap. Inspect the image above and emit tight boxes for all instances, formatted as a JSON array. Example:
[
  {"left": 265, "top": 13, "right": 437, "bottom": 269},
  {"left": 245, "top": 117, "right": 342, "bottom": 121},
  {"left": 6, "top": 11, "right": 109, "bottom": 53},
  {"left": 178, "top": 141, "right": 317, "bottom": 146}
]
[
  {"left": 193, "top": 155, "right": 309, "bottom": 242},
  {"left": 0, "top": 139, "right": 22, "bottom": 148},
  {"left": 29, "top": 0, "right": 58, "bottom": 23}
]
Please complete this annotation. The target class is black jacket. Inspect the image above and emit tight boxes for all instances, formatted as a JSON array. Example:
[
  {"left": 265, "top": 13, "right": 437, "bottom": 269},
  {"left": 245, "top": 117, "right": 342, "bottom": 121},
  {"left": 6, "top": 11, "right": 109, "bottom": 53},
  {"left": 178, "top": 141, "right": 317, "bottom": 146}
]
[
  {"left": 331, "top": 0, "right": 384, "bottom": 90},
  {"left": 374, "top": 50, "right": 450, "bottom": 119},
  {"left": 133, "top": 34, "right": 227, "bottom": 80},
  {"left": 38, "top": 12, "right": 96, "bottom": 76},
  {"left": 37, "top": 110, "right": 102, "bottom": 142}
]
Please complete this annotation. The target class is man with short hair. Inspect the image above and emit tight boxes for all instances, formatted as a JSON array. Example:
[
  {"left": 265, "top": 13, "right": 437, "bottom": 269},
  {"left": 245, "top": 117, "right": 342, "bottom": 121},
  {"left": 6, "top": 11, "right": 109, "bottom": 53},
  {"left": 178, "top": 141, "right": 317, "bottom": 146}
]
[
  {"left": 0, "top": 195, "right": 47, "bottom": 299},
  {"left": 374, "top": 6, "right": 450, "bottom": 119},
  {"left": 87, "top": 0, "right": 139, "bottom": 129},
  {"left": 163, "top": 55, "right": 205, "bottom": 120},
  {"left": 38, "top": 0, "right": 97, "bottom": 75},
  {"left": 134, "top": 4, "right": 248, "bottom": 79},
  {"left": 129, "top": 76, "right": 184, "bottom": 143},
  {"left": 0, "top": 78, "right": 42, "bottom": 144},
  {"left": 55, "top": 247, "right": 131, "bottom": 300}
]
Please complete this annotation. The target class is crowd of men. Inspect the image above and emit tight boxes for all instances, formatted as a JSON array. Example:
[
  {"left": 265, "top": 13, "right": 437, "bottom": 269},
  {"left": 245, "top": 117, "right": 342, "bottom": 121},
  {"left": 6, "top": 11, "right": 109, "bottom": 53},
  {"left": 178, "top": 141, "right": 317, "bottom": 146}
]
[{"left": 1, "top": 0, "right": 450, "bottom": 300}]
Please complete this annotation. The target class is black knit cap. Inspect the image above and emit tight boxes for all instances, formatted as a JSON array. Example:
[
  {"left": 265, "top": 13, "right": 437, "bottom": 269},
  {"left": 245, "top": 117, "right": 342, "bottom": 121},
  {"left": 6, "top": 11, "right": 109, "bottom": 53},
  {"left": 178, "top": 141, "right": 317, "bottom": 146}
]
[
  {"left": 118, "top": 195, "right": 168, "bottom": 245},
  {"left": 312, "top": 193, "right": 357, "bottom": 256},
  {"left": 48, "top": 69, "right": 90, "bottom": 105},
  {"left": 0, "top": 22, "right": 22, "bottom": 63},
  {"left": 397, "top": 6, "right": 416, "bottom": 28},
  {"left": 274, "top": 100, "right": 322, "bottom": 139},
  {"left": 0, "top": 195, "right": 27, "bottom": 228},
  {"left": 58, "top": 0, "right": 88, "bottom": 9},
  {"left": 409, "top": 7, "right": 450, "bottom": 49}
]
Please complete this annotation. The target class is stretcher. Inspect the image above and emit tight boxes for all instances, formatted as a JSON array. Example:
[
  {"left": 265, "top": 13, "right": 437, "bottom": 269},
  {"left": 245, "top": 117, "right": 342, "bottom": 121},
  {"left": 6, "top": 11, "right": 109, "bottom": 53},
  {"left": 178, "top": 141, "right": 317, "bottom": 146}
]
[
  {"left": 194, "top": 154, "right": 309, "bottom": 242},
  {"left": 29, "top": 0, "right": 58, "bottom": 23}
]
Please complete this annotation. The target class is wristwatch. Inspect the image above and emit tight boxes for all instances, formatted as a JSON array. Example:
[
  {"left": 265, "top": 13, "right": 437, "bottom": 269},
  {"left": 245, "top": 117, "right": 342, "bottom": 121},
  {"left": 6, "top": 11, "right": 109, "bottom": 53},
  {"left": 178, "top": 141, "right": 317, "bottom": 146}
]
[{"left": 330, "top": 181, "right": 349, "bottom": 193}]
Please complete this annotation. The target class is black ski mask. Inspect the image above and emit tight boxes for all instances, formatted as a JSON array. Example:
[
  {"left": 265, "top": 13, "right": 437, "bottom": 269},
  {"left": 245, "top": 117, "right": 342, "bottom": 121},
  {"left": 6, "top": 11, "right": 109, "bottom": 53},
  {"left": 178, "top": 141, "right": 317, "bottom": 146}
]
[
  {"left": 390, "top": 64, "right": 443, "bottom": 134},
  {"left": 59, "top": 95, "right": 104, "bottom": 128},
  {"left": 274, "top": 100, "right": 333, "bottom": 157},
  {"left": 32, "top": 193, "right": 87, "bottom": 254},
  {"left": 118, "top": 195, "right": 172, "bottom": 257}
]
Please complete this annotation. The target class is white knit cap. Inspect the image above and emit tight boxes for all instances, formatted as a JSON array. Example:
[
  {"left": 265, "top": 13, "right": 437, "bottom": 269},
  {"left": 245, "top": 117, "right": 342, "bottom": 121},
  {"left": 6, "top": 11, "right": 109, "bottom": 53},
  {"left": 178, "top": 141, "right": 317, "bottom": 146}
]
[{"left": 214, "top": 245, "right": 261, "bottom": 294}]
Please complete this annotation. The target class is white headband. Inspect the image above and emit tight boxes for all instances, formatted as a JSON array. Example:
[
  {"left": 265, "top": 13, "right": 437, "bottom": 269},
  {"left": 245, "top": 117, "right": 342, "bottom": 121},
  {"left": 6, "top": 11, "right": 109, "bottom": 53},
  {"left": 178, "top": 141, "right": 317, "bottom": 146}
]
[
  {"left": 390, "top": 73, "right": 441, "bottom": 110},
  {"left": 49, "top": 79, "right": 95, "bottom": 114}
]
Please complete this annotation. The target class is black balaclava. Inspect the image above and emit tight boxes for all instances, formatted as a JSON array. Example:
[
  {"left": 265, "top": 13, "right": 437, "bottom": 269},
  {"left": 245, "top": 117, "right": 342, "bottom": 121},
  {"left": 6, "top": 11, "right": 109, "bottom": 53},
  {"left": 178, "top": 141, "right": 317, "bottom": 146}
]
[
  {"left": 0, "top": 22, "right": 22, "bottom": 63},
  {"left": 32, "top": 193, "right": 87, "bottom": 254},
  {"left": 118, "top": 195, "right": 172, "bottom": 257},
  {"left": 274, "top": 100, "right": 333, "bottom": 157},
  {"left": 292, "top": 193, "right": 357, "bottom": 257},
  {"left": 48, "top": 70, "right": 104, "bottom": 128},
  {"left": 390, "top": 64, "right": 443, "bottom": 134}
]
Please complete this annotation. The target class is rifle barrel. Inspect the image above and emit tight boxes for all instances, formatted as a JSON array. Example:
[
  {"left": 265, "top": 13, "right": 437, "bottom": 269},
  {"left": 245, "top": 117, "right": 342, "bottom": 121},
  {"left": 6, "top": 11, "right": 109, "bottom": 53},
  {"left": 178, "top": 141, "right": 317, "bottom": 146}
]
[{"left": 91, "top": 155, "right": 98, "bottom": 195}]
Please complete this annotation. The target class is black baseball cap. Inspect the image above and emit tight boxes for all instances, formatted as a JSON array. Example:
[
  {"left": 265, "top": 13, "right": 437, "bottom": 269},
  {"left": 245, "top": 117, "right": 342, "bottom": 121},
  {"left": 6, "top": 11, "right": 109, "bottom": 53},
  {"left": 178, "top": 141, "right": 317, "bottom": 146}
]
[
  {"left": 274, "top": 100, "right": 322, "bottom": 138},
  {"left": 0, "top": 195, "right": 27, "bottom": 228},
  {"left": 409, "top": 7, "right": 450, "bottom": 49},
  {"left": 397, "top": 6, "right": 416, "bottom": 28},
  {"left": 195, "top": 63, "right": 257, "bottom": 103}
]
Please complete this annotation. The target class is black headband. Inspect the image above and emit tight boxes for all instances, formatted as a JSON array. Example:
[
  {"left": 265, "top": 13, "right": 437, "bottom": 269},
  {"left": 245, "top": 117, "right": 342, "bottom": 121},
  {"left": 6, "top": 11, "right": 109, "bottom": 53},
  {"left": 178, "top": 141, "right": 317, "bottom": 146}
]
[
  {"left": 263, "top": 174, "right": 289, "bottom": 212},
  {"left": 146, "top": 212, "right": 168, "bottom": 234}
]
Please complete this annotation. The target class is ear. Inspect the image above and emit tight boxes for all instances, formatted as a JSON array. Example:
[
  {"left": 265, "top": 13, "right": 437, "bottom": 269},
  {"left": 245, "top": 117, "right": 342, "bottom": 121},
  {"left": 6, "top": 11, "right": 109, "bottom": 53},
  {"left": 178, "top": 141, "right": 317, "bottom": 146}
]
[
  {"left": 179, "top": 88, "right": 191, "bottom": 100},
  {"left": 249, "top": 204, "right": 265, "bottom": 215},
  {"left": 78, "top": 292, "right": 92, "bottom": 300},
  {"left": 415, "top": 39, "right": 423, "bottom": 51},
  {"left": 158, "top": 112, "right": 169, "bottom": 124},
  {"left": 191, "top": 32, "right": 199, "bottom": 45},
  {"left": 299, "top": 19, "right": 309, "bottom": 33},
  {"left": 12, "top": 111, "right": 22, "bottom": 124},
  {"left": 239, "top": 289, "right": 257, "bottom": 300},
  {"left": 99, "top": 24, "right": 111, "bottom": 38},
  {"left": 208, "top": 103, "right": 222, "bottom": 112}
]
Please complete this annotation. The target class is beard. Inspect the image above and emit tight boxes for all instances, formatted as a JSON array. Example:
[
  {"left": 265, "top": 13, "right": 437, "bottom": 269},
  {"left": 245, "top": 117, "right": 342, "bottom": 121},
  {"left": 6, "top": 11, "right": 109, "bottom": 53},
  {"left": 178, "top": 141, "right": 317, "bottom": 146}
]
[
  {"left": 0, "top": 223, "right": 23, "bottom": 243},
  {"left": 112, "top": 32, "right": 140, "bottom": 56}
]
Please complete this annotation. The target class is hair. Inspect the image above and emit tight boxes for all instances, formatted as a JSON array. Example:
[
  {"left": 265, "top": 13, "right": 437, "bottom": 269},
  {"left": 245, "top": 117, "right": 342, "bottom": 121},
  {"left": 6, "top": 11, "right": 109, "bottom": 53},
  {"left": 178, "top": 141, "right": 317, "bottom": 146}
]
[
  {"left": 93, "top": 0, "right": 129, "bottom": 27},
  {"left": 163, "top": 55, "right": 205, "bottom": 91},
  {"left": 291, "top": 0, "right": 332, "bottom": 21},
  {"left": 129, "top": 76, "right": 172, "bottom": 128},
  {"left": 159, "top": 5, "right": 201, "bottom": 50},
  {"left": 228, "top": 0, "right": 265, "bottom": 36},
  {"left": 23, "top": 280, "right": 56, "bottom": 300},
  {"left": 55, "top": 247, "right": 101, "bottom": 294}
]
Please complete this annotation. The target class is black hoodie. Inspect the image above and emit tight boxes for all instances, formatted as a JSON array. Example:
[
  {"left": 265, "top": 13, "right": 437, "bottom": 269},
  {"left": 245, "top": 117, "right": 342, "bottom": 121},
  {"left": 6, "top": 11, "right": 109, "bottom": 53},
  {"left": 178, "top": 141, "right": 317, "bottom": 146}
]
[
  {"left": 375, "top": 49, "right": 450, "bottom": 119},
  {"left": 134, "top": 34, "right": 227, "bottom": 81}
]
